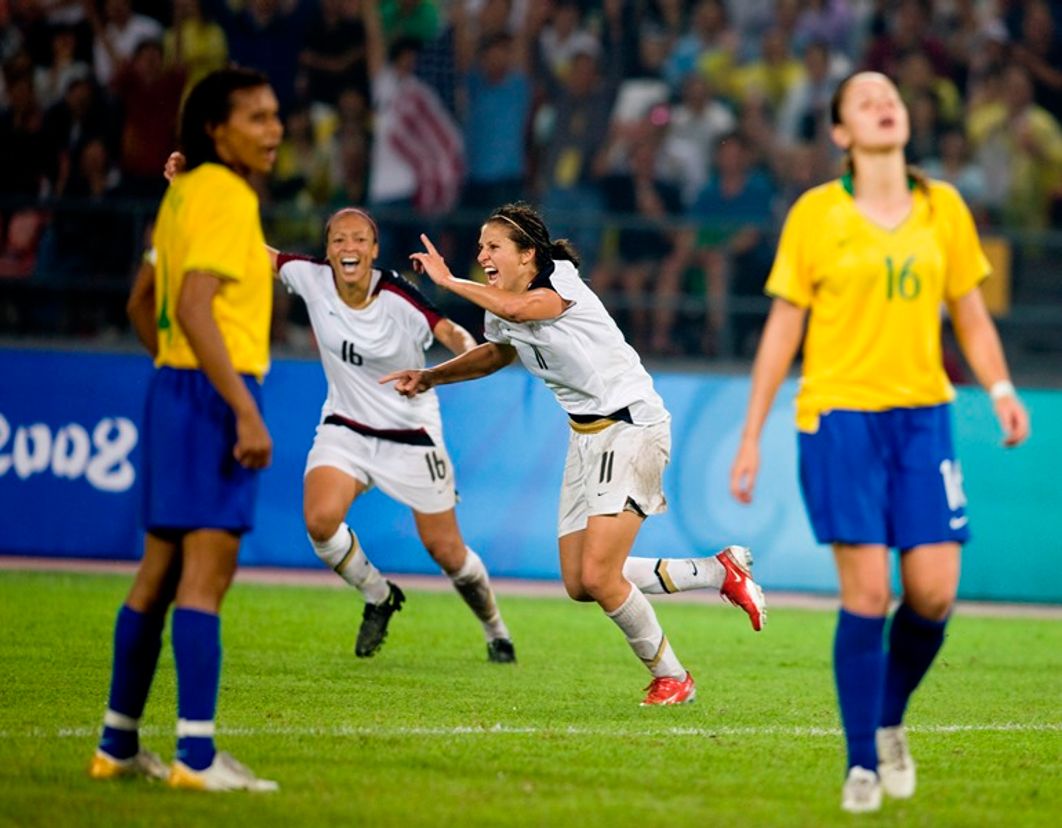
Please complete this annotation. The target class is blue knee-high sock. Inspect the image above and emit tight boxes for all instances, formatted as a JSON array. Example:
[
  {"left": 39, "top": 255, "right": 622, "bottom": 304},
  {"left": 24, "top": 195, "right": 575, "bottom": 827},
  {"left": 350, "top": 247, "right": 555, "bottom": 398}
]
[
  {"left": 99, "top": 605, "right": 165, "bottom": 759},
  {"left": 172, "top": 607, "right": 221, "bottom": 771},
  {"left": 881, "top": 602, "right": 948, "bottom": 728},
  {"left": 834, "top": 609, "right": 887, "bottom": 772}
]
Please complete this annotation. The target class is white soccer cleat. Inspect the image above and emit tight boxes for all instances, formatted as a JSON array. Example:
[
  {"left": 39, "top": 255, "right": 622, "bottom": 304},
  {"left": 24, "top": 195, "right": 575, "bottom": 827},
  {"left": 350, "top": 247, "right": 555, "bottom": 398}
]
[
  {"left": 716, "top": 545, "right": 767, "bottom": 631},
  {"left": 841, "top": 766, "right": 882, "bottom": 813},
  {"left": 88, "top": 748, "right": 169, "bottom": 781},
  {"left": 877, "top": 725, "right": 917, "bottom": 798},
  {"left": 167, "top": 751, "right": 278, "bottom": 792}
]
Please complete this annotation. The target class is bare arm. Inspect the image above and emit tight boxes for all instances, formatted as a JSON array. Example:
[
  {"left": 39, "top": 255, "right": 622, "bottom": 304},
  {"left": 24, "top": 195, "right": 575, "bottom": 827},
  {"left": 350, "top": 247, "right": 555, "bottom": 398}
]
[
  {"left": 361, "top": 0, "right": 385, "bottom": 77},
  {"left": 432, "top": 318, "right": 477, "bottom": 355},
  {"left": 411, "top": 233, "right": 568, "bottom": 322},
  {"left": 947, "top": 287, "right": 1030, "bottom": 447},
  {"left": 127, "top": 258, "right": 158, "bottom": 358},
  {"left": 380, "top": 342, "right": 517, "bottom": 396},
  {"left": 730, "top": 298, "right": 807, "bottom": 503},
  {"left": 177, "top": 271, "right": 272, "bottom": 468}
]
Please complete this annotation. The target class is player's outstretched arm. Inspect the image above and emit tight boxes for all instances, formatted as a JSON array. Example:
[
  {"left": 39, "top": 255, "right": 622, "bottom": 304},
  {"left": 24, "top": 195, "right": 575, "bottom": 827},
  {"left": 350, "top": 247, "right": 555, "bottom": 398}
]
[
  {"left": 731, "top": 297, "right": 807, "bottom": 503},
  {"left": 411, "top": 234, "right": 566, "bottom": 323},
  {"left": 381, "top": 342, "right": 517, "bottom": 396},
  {"left": 947, "top": 287, "right": 1030, "bottom": 447}
]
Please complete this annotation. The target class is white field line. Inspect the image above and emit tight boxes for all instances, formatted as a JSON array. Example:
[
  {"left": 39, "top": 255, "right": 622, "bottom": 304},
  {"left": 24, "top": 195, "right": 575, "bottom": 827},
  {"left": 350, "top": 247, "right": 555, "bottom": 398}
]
[{"left": 5, "top": 722, "right": 1061, "bottom": 741}]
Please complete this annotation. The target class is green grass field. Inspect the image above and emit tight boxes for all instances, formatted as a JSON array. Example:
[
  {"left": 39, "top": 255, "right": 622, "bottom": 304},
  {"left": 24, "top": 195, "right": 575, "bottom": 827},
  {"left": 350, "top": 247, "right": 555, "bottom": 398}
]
[{"left": 0, "top": 570, "right": 1059, "bottom": 827}]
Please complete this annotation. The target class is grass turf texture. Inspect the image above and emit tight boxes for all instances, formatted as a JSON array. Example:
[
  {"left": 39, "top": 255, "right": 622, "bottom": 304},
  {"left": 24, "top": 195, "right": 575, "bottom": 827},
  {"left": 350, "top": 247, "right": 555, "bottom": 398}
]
[{"left": 0, "top": 571, "right": 1059, "bottom": 827}]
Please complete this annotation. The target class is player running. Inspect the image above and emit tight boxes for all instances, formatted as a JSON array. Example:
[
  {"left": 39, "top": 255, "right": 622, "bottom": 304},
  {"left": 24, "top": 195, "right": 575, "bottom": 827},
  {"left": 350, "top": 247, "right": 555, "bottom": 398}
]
[
  {"left": 272, "top": 207, "right": 516, "bottom": 663},
  {"left": 164, "top": 149, "right": 516, "bottom": 662},
  {"left": 383, "top": 202, "right": 765, "bottom": 706},
  {"left": 730, "top": 72, "right": 1029, "bottom": 812}
]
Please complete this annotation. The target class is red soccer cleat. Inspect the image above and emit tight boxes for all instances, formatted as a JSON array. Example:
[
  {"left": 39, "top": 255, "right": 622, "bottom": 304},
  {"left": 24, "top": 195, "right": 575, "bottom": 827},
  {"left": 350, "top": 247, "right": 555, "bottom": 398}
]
[
  {"left": 716, "top": 545, "right": 767, "bottom": 631},
  {"left": 640, "top": 671, "right": 696, "bottom": 706}
]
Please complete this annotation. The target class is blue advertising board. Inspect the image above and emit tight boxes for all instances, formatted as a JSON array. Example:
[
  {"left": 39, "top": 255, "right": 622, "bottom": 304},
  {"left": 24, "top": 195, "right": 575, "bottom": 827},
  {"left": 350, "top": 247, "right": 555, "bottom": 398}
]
[{"left": 1, "top": 347, "right": 1059, "bottom": 602}]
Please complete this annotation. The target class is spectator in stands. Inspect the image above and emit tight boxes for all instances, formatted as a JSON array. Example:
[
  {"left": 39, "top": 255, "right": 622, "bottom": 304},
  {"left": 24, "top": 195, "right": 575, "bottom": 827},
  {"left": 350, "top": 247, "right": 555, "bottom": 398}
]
[
  {"left": 592, "top": 133, "right": 683, "bottom": 353},
  {"left": 537, "top": 0, "right": 600, "bottom": 83},
  {"left": 164, "top": 0, "right": 228, "bottom": 98},
  {"left": 0, "top": 208, "right": 45, "bottom": 279},
  {"left": 776, "top": 40, "right": 843, "bottom": 148},
  {"left": 863, "top": 0, "right": 950, "bottom": 80},
  {"left": 362, "top": 0, "right": 464, "bottom": 264},
  {"left": 655, "top": 131, "right": 775, "bottom": 356},
  {"left": 792, "top": 0, "right": 856, "bottom": 59},
  {"left": 34, "top": 21, "right": 86, "bottom": 108},
  {"left": 41, "top": 64, "right": 114, "bottom": 191},
  {"left": 659, "top": 71, "right": 736, "bottom": 205},
  {"left": 1011, "top": 0, "right": 1062, "bottom": 120},
  {"left": 730, "top": 26, "right": 804, "bottom": 112},
  {"left": 112, "top": 38, "right": 185, "bottom": 199},
  {"left": 535, "top": 43, "right": 616, "bottom": 274},
  {"left": 36, "top": 136, "right": 129, "bottom": 291},
  {"left": 271, "top": 103, "right": 334, "bottom": 209},
  {"left": 89, "top": 0, "right": 163, "bottom": 87},
  {"left": 298, "top": 0, "right": 367, "bottom": 107},
  {"left": 455, "top": 0, "right": 535, "bottom": 215},
  {"left": 381, "top": 0, "right": 440, "bottom": 44},
  {"left": 896, "top": 50, "right": 961, "bottom": 127},
  {"left": 0, "top": 70, "right": 50, "bottom": 198},
  {"left": 905, "top": 90, "right": 942, "bottom": 165},
  {"left": 207, "top": 0, "right": 310, "bottom": 112},
  {"left": 968, "top": 64, "right": 1062, "bottom": 231},
  {"left": 664, "top": 0, "right": 736, "bottom": 91},
  {"left": 922, "top": 127, "right": 987, "bottom": 216}
]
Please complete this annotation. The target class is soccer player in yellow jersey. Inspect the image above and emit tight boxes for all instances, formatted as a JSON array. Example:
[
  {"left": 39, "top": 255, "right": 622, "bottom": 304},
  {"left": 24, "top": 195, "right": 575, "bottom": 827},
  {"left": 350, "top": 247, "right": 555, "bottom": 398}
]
[
  {"left": 89, "top": 68, "right": 282, "bottom": 792},
  {"left": 730, "top": 72, "right": 1030, "bottom": 813}
]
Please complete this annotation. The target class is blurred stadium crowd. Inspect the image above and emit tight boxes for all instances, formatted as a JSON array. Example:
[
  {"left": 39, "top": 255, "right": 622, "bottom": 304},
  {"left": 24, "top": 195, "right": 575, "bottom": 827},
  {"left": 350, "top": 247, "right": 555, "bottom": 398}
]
[{"left": 1, "top": 0, "right": 1060, "bottom": 362}]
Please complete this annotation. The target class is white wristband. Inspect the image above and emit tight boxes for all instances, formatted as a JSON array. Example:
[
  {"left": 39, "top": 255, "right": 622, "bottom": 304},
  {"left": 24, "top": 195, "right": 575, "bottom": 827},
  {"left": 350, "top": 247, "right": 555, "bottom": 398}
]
[{"left": 989, "top": 380, "right": 1016, "bottom": 401}]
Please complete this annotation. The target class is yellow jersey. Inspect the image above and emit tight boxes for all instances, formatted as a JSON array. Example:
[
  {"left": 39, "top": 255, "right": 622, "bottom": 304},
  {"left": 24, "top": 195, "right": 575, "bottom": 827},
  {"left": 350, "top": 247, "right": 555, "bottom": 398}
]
[
  {"left": 766, "top": 177, "right": 989, "bottom": 432},
  {"left": 152, "top": 162, "right": 272, "bottom": 379}
]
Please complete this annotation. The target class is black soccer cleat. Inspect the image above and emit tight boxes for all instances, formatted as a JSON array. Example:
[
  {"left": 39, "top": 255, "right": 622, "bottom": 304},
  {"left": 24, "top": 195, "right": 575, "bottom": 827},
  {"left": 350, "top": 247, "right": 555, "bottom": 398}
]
[
  {"left": 355, "top": 581, "right": 405, "bottom": 657},
  {"left": 486, "top": 637, "right": 516, "bottom": 664}
]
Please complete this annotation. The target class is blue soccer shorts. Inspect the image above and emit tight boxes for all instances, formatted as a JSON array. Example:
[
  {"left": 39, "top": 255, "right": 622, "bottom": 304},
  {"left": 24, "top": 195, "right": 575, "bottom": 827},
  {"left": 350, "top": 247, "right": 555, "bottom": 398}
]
[
  {"left": 141, "top": 367, "right": 262, "bottom": 535},
  {"left": 797, "top": 404, "right": 970, "bottom": 550}
]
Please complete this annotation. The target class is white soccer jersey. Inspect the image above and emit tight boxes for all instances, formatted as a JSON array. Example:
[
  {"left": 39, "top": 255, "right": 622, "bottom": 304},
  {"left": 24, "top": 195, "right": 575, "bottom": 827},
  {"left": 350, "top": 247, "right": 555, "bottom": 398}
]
[
  {"left": 278, "top": 255, "right": 445, "bottom": 440},
  {"left": 483, "top": 260, "right": 668, "bottom": 424}
]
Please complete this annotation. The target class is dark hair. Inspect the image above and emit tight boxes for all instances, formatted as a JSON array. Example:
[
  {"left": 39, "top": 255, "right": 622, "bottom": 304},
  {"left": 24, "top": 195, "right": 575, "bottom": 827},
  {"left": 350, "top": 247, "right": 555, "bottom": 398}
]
[
  {"left": 486, "top": 202, "right": 580, "bottom": 272},
  {"left": 828, "top": 72, "right": 930, "bottom": 196},
  {"left": 324, "top": 207, "right": 378, "bottom": 244},
  {"left": 388, "top": 36, "right": 422, "bottom": 63},
  {"left": 178, "top": 66, "right": 272, "bottom": 171}
]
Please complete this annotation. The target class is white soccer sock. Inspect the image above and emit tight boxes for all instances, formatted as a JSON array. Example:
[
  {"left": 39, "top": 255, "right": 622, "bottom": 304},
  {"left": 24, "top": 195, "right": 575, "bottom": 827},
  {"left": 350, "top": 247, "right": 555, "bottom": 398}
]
[
  {"left": 310, "top": 523, "right": 390, "bottom": 605},
  {"left": 450, "top": 548, "right": 509, "bottom": 641},
  {"left": 623, "top": 555, "right": 725, "bottom": 594},
  {"left": 606, "top": 584, "right": 685, "bottom": 679}
]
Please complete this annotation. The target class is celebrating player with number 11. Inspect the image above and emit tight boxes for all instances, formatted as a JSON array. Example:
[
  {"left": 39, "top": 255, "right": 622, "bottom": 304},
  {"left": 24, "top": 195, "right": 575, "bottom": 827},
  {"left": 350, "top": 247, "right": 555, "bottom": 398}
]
[{"left": 383, "top": 202, "right": 766, "bottom": 707}]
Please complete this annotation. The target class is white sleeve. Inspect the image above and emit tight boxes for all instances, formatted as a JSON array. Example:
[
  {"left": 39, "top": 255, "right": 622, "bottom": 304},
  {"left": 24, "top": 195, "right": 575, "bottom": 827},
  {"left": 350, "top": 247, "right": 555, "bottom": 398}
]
[
  {"left": 277, "top": 258, "right": 316, "bottom": 299},
  {"left": 482, "top": 311, "right": 510, "bottom": 344}
]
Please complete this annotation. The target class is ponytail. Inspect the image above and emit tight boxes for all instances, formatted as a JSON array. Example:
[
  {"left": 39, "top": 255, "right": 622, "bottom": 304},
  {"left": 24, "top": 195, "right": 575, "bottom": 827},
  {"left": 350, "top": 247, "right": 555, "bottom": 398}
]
[{"left": 550, "top": 239, "right": 580, "bottom": 268}]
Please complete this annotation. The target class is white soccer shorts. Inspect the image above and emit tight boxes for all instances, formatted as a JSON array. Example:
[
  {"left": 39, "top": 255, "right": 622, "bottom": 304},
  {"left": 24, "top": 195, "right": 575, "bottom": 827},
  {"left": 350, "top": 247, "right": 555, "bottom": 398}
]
[
  {"left": 305, "top": 423, "right": 457, "bottom": 514},
  {"left": 557, "top": 419, "right": 670, "bottom": 537}
]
